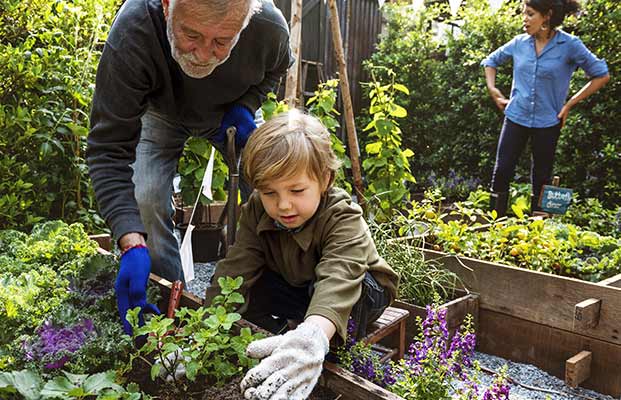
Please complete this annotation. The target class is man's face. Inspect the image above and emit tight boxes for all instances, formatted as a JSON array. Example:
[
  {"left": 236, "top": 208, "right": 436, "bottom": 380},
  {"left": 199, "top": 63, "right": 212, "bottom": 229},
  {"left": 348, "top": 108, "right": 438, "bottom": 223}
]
[{"left": 163, "top": 0, "right": 248, "bottom": 79}]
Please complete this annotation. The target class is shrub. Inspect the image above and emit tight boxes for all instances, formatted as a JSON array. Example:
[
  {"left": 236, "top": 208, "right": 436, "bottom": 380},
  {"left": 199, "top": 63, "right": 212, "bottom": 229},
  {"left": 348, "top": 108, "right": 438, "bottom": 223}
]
[{"left": 0, "top": 0, "right": 120, "bottom": 231}]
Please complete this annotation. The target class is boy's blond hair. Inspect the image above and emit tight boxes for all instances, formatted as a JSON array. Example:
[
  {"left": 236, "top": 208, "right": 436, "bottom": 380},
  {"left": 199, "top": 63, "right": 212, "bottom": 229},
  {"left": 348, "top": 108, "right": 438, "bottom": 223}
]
[{"left": 243, "top": 109, "right": 341, "bottom": 190}]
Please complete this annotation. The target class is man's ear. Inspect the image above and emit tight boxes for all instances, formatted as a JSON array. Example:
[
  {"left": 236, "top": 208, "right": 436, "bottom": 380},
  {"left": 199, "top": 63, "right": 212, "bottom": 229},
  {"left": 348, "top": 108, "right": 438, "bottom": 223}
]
[{"left": 162, "top": 0, "right": 171, "bottom": 18}]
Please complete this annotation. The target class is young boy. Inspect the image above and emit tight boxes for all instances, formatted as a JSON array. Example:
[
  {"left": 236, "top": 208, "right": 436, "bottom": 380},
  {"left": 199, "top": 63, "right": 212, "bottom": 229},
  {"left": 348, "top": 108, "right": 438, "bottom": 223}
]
[{"left": 205, "top": 110, "right": 399, "bottom": 400}]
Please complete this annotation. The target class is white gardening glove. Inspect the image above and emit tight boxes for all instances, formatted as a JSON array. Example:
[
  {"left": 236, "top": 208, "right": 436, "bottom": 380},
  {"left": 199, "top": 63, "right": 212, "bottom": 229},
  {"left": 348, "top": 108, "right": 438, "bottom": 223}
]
[{"left": 240, "top": 321, "right": 329, "bottom": 400}]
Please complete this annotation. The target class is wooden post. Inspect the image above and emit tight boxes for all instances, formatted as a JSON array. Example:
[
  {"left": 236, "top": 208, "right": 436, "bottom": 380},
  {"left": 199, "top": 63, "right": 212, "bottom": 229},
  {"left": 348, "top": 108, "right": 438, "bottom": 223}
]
[
  {"left": 89, "top": 233, "right": 112, "bottom": 251},
  {"left": 565, "top": 350, "right": 592, "bottom": 388},
  {"left": 574, "top": 298, "right": 602, "bottom": 330},
  {"left": 285, "top": 0, "right": 303, "bottom": 107},
  {"left": 327, "top": 0, "right": 365, "bottom": 205}
]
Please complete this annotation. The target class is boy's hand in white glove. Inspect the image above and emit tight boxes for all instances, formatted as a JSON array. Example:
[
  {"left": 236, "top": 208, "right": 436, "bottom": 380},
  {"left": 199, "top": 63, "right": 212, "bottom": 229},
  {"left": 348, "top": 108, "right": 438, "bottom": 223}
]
[{"left": 240, "top": 321, "right": 329, "bottom": 400}]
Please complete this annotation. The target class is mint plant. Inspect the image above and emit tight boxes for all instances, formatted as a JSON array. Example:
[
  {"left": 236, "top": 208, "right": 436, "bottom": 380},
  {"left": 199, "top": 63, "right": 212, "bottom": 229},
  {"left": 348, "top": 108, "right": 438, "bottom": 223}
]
[{"left": 126, "top": 276, "right": 263, "bottom": 389}]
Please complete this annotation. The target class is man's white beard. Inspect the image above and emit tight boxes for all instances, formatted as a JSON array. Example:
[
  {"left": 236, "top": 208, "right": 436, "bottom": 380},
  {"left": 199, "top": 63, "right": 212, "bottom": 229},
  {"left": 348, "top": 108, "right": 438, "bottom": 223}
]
[{"left": 166, "top": 18, "right": 231, "bottom": 79}]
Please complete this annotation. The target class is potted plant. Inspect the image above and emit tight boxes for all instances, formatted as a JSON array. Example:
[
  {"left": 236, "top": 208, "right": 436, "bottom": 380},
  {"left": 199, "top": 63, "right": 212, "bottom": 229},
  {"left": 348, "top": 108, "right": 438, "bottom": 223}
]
[{"left": 176, "top": 137, "right": 229, "bottom": 262}]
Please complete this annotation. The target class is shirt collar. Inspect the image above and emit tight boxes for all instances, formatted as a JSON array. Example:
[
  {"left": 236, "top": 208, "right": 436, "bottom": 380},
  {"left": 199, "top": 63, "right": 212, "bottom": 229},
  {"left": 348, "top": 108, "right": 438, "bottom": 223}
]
[
  {"left": 256, "top": 193, "right": 329, "bottom": 252},
  {"left": 529, "top": 29, "right": 567, "bottom": 47}
]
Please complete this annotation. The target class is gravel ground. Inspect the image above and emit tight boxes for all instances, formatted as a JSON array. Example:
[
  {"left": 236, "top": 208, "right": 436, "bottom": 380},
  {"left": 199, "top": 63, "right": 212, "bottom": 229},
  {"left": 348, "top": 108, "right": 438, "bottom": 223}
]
[
  {"left": 457, "top": 352, "right": 616, "bottom": 400},
  {"left": 182, "top": 257, "right": 616, "bottom": 400},
  {"left": 185, "top": 261, "right": 217, "bottom": 298}
]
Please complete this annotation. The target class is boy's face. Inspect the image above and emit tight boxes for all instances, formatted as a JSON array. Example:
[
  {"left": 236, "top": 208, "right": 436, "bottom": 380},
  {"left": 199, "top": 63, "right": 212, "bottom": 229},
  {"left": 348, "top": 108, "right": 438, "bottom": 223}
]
[{"left": 258, "top": 170, "right": 328, "bottom": 229}]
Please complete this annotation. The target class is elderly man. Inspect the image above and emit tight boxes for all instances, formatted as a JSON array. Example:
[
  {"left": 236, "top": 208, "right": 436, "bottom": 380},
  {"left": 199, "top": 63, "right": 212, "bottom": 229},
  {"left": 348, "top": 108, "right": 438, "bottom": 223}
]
[{"left": 86, "top": 0, "right": 292, "bottom": 335}]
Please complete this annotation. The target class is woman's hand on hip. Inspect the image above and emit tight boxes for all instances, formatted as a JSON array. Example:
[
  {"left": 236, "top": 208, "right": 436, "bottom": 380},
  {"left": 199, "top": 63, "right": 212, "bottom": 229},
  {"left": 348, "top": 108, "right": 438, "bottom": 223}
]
[
  {"left": 488, "top": 87, "right": 509, "bottom": 111},
  {"left": 557, "top": 103, "right": 572, "bottom": 128}
]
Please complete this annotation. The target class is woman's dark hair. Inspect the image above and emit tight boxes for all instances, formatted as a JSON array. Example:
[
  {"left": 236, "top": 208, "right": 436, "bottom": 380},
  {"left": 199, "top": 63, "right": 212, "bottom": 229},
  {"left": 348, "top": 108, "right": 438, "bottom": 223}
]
[{"left": 524, "top": 0, "right": 581, "bottom": 29}]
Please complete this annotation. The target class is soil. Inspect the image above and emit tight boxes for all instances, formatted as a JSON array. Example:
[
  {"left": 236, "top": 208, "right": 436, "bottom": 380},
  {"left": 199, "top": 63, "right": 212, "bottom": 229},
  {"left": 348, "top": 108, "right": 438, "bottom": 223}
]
[{"left": 126, "top": 358, "right": 338, "bottom": 400}]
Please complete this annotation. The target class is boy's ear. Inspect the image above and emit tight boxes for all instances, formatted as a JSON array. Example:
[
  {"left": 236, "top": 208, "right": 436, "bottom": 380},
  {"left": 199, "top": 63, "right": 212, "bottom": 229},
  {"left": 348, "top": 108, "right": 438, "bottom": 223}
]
[{"left": 323, "top": 171, "right": 334, "bottom": 192}]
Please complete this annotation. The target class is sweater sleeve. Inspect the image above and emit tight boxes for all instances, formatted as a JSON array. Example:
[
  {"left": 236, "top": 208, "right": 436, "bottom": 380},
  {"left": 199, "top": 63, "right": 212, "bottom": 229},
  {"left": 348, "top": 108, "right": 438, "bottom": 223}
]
[
  {"left": 204, "top": 194, "right": 266, "bottom": 307},
  {"left": 86, "top": 43, "right": 152, "bottom": 240}
]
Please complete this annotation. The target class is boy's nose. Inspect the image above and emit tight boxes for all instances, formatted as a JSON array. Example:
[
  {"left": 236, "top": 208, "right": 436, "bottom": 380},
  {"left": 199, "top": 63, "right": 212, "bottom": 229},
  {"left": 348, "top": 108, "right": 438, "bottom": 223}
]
[{"left": 278, "top": 197, "right": 292, "bottom": 210}]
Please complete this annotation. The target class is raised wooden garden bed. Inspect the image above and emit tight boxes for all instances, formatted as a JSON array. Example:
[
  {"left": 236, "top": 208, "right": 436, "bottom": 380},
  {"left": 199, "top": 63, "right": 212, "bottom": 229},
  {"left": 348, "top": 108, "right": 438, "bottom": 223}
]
[
  {"left": 422, "top": 249, "right": 621, "bottom": 397},
  {"left": 393, "top": 290, "right": 479, "bottom": 348},
  {"left": 150, "top": 274, "right": 402, "bottom": 400}
]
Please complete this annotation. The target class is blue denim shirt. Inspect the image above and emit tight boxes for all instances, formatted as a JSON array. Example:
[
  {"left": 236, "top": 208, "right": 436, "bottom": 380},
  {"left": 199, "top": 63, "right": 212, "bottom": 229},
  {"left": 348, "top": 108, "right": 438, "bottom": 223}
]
[{"left": 482, "top": 30, "right": 608, "bottom": 128}]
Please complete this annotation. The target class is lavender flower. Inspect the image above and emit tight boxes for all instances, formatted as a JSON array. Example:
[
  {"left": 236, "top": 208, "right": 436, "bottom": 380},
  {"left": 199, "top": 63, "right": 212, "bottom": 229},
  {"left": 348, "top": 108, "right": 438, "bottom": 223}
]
[{"left": 22, "top": 319, "right": 96, "bottom": 369}]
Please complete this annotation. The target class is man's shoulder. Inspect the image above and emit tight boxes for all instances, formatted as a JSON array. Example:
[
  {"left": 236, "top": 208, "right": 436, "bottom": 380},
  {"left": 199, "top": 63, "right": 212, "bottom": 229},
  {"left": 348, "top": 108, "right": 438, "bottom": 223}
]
[
  {"left": 107, "top": 0, "right": 163, "bottom": 49},
  {"left": 249, "top": 0, "right": 289, "bottom": 36}
]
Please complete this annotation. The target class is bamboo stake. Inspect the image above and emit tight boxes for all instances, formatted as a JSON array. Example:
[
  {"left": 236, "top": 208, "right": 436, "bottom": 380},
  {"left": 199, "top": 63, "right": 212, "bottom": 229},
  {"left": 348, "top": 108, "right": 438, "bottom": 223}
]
[
  {"left": 285, "top": 0, "right": 303, "bottom": 107},
  {"left": 327, "top": 0, "right": 365, "bottom": 204}
]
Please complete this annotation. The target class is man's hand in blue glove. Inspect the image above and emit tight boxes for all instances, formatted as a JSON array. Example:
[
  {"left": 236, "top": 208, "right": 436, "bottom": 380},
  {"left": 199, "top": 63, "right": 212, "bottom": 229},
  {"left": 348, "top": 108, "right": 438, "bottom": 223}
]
[
  {"left": 216, "top": 104, "right": 257, "bottom": 148},
  {"left": 115, "top": 245, "right": 160, "bottom": 335}
]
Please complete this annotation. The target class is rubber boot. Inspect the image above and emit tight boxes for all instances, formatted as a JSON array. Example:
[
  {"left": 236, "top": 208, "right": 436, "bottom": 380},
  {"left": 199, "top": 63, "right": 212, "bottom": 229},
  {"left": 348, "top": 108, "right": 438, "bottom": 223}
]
[{"left": 490, "top": 191, "right": 509, "bottom": 218}]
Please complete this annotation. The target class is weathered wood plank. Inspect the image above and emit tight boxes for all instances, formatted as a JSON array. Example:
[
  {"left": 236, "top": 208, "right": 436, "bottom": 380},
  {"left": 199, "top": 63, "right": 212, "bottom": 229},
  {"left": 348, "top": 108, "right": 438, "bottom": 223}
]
[
  {"left": 89, "top": 234, "right": 112, "bottom": 251},
  {"left": 394, "top": 293, "right": 479, "bottom": 348},
  {"left": 574, "top": 298, "right": 601, "bottom": 330},
  {"left": 423, "top": 249, "right": 621, "bottom": 345},
  {"left": 321, "top": 362, "right": 403, "bottom": 400},
  {"left": 565, "top": 350, "right": 592, "bottom": 388},
  {"left": 599, "top": 273, "right": 621, "bottom": 288},
  {"left": 478, "top": 309, "right": 621, "bottom": 397}
]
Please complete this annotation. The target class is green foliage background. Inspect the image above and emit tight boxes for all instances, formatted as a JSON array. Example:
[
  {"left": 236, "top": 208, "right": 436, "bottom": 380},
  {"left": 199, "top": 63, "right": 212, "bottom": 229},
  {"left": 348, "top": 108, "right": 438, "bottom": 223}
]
[
  {"left": 0, "top": 0, "right": 121, "bottom": 231},
  {"left": 370, "top": 0, "right": 620, "bottom": 205}
]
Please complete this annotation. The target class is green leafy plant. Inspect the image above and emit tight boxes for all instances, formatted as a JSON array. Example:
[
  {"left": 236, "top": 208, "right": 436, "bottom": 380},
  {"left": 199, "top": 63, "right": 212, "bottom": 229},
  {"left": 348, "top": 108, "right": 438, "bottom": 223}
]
[
  {"left": 177, "top": 137, "right": 228, "bottom": 207},
  {"left": 428, "top": 211, "right": 621, "bottom": 282},
  {"left": 0, "top": 369, "right": 146, "bottom": 400},
  {"left": 362, "top": 65, "right": 415, "bottom": 221},
  {"left": 371, "top": 219, "right": 460, "bottom": 306},
  {"left": 306, "top": 79, "right": 353, "bottom": 193},
  {"left": 0, "top": 0, "right": 120, "bottom": 232},
  {"left": 126, "top": 276, "right": 263, "bottom": 390},
  {"left": 0, "top": 221, "right": 133, "bottom": 374},
  {"left": 260, "top": 92, "right": 289, "bottom": 121}
]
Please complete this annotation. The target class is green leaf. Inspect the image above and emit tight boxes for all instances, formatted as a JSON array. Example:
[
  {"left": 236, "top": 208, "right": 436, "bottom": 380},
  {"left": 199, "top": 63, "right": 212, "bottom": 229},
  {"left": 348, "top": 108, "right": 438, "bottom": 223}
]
[
  {"left": 393, "top": 83, "right": 410, "bottom": 94},
  {"left": 0, "top": 370, "right": 43, "bottom": 400},
  {"left": 389, "top": 104, "right": 407, "bottom": 118},
  {"left": 366, "top": 142, "right": 382, "bottom": 154},
  {"left": 150, "top": 363, "right": 161, "bottom": 381},
  {"left": 226, "top": 292, "right": 244, "bottom": 305}
]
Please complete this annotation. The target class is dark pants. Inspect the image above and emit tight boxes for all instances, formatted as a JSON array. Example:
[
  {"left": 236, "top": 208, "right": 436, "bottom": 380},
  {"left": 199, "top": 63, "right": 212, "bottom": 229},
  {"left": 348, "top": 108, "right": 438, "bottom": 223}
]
[
  {"left": 243, "top": 269, "right": 390, "bottom": 340},
  {"left": 491, "top": 118, "right": 561, "bottom": 209}
]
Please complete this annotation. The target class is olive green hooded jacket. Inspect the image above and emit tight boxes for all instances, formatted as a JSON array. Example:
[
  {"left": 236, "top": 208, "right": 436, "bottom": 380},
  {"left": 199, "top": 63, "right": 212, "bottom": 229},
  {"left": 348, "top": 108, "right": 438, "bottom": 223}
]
[{"left": 204, "top": 187, "right": 399, "bottom": 341}]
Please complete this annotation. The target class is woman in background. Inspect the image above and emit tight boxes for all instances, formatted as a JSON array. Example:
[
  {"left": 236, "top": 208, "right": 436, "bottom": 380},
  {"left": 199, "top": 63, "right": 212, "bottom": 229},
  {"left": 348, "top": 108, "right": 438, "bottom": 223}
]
[{"left": 482, "top": 0, "right": 609, "bottom": 216}]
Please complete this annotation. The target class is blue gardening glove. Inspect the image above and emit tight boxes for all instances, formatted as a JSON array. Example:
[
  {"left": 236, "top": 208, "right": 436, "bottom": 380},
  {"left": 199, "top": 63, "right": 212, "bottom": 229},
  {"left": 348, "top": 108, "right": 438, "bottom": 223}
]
[
  {"left": 216, "top": 104, "right": 257, "bottom": 148},
  {"left": 115, "top": 246, "right": 160, "bottom": 335}
]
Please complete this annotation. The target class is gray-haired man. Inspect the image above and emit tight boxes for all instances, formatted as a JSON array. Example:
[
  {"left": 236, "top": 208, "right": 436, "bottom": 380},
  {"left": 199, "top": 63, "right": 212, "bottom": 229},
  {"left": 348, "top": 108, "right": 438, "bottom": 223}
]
[{"left": 86, "top": 0, "right": 292, "bottom": 335}]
